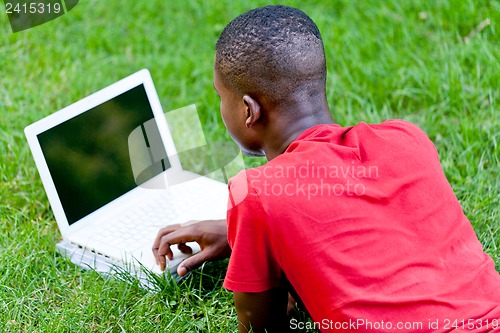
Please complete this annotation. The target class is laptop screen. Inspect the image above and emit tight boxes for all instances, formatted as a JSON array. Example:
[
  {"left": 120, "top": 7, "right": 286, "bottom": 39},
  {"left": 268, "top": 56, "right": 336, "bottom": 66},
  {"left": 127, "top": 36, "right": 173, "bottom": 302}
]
[{"left": 37, "top": 84, "right": 170, "bottom": 225}]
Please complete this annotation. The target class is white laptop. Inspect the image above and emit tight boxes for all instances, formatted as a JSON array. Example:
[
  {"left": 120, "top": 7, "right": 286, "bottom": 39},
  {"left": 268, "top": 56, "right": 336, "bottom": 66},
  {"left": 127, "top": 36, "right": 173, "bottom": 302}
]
[{"left": 24, "top": 69, "right": 229, "bottom": 282}]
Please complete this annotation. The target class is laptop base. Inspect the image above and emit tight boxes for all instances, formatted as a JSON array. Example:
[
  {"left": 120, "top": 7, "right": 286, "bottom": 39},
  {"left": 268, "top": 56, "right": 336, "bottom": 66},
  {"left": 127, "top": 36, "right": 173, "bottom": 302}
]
[{"left": 56, "top": 241, "right": 179, "bottom": 289}]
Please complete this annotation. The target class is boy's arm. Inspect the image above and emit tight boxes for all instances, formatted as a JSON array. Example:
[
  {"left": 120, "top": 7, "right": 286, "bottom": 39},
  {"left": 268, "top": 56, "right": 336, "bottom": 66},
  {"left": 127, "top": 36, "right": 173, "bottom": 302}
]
[{"left": 234, "top": 285, "right": 290, "bottom": 333}]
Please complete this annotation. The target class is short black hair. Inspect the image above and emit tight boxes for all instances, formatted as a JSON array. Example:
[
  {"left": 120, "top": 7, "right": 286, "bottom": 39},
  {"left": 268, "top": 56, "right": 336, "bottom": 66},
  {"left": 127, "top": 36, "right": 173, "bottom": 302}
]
[{"left": 215, "top": 5, "right": 326, "bottom": 107}]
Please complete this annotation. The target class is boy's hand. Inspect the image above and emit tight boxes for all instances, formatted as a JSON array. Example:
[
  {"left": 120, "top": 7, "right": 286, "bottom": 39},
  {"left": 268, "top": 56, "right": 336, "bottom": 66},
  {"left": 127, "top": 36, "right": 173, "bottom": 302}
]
[{"left": 152, "top": 219, "right": 230, "bottom": 276}]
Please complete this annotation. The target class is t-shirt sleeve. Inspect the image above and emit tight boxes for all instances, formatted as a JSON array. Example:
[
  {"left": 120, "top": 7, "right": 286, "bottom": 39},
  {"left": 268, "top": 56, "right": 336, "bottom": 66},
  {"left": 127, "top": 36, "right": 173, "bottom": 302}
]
[
  {"left": 383, "top": 119, "right": 436, "bottom": 149},
  {"left": 223, "top": 170, "right": 282, "bottom": 293}
]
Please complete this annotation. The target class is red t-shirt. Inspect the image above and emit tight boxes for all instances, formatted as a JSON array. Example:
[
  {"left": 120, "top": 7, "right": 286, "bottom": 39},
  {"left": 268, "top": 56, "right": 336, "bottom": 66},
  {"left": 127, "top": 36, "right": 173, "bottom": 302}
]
[{"left": 223, "top": 120, "right": 500, "bottom": 332}]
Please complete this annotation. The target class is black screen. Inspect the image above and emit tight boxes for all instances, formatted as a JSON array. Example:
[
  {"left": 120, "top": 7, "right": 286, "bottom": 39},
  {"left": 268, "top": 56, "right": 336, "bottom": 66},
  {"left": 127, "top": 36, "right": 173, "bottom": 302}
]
[{"left": 38, "top": 84, "right": 169, "bottom": 225}]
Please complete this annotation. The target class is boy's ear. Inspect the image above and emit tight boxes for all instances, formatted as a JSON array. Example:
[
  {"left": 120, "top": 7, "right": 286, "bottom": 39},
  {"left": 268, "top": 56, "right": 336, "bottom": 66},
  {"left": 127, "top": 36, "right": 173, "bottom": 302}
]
[{"left": 242, "top": 95, "right": 261, "bottom": 128}]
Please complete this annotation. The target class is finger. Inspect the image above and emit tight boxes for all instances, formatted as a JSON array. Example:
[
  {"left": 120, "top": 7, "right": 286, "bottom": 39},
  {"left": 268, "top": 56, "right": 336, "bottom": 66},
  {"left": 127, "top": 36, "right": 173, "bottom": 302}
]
[
  {"left": 156, "top": 225, "right": 201, "bottom": 259},
  {"left": 157, "top": 237, "right": 174, "bottom": 261},
  {"left": 152, "top": 224, "right": 182, "bottom": 252},
  {"left": 176, "top": 248, "right": 214, "bottom": 276},
  {"left": 158, "top": 255, "right": 167, "bottom": 271},
  {"left": 152, "top": 224, "right": 181, "bottom": 262},
  {"left": 158, "top": 226, "right": 200, "bottom": 255},
  {"left": 177, "top": 243, "right": 193, "bottom": 255}
]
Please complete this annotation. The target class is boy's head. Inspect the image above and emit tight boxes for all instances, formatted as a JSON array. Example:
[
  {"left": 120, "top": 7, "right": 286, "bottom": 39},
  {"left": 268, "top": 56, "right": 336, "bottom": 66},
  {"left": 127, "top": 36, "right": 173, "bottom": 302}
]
[
  {"left": 214, "top": 5, "right": 330, "bottom": 158},
  {"left": 215, "top": 5, "right": 326, "bottom": 104}
]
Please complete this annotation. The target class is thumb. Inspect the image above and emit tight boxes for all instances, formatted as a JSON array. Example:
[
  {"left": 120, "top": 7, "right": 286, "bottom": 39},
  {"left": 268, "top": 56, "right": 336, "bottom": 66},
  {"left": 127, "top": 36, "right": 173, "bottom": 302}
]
[{"left": 177, "top": 249, "right": 213, "bottom": 276}]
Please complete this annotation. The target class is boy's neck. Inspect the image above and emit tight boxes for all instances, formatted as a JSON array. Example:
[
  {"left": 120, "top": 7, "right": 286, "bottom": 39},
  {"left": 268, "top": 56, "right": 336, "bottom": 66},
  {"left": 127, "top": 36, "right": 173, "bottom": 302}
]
[{"left": 262, "top": 99, "right": 334, "bottom": 161}]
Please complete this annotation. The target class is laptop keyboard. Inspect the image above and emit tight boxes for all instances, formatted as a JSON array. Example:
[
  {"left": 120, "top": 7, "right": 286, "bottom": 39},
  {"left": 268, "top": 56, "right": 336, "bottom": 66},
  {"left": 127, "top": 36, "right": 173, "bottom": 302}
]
[
  {"left": 92, "top": 184, "right": 200, "bottom": 253},
  {"left": 69, "top": 175, "right": 228, "bottom": 268}
]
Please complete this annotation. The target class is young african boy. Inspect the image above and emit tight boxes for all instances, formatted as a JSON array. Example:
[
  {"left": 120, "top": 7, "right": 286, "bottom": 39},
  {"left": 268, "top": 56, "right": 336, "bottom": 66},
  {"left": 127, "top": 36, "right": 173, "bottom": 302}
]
[{"left": 153, "top": 5, "right": 500, "bottom": 332}]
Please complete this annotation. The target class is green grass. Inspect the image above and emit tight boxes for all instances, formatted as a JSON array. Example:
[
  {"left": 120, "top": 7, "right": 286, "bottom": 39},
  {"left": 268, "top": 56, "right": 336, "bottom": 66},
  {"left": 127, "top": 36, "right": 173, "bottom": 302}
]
[{"left": 1, "top": 0, "right": 499, "bottom": 331}]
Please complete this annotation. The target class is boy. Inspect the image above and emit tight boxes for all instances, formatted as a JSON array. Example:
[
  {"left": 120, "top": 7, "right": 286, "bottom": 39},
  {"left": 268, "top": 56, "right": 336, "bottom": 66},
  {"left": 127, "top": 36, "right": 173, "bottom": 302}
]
[{"left": 152, "top": 5, "right": 500, "bottom": 332}]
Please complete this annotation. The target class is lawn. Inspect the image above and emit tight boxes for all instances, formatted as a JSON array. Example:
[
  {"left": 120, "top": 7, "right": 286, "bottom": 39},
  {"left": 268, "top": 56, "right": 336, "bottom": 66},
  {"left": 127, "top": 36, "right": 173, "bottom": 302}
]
[{"left": 1, "top": 0, "right": 499, "bottom": 332}]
